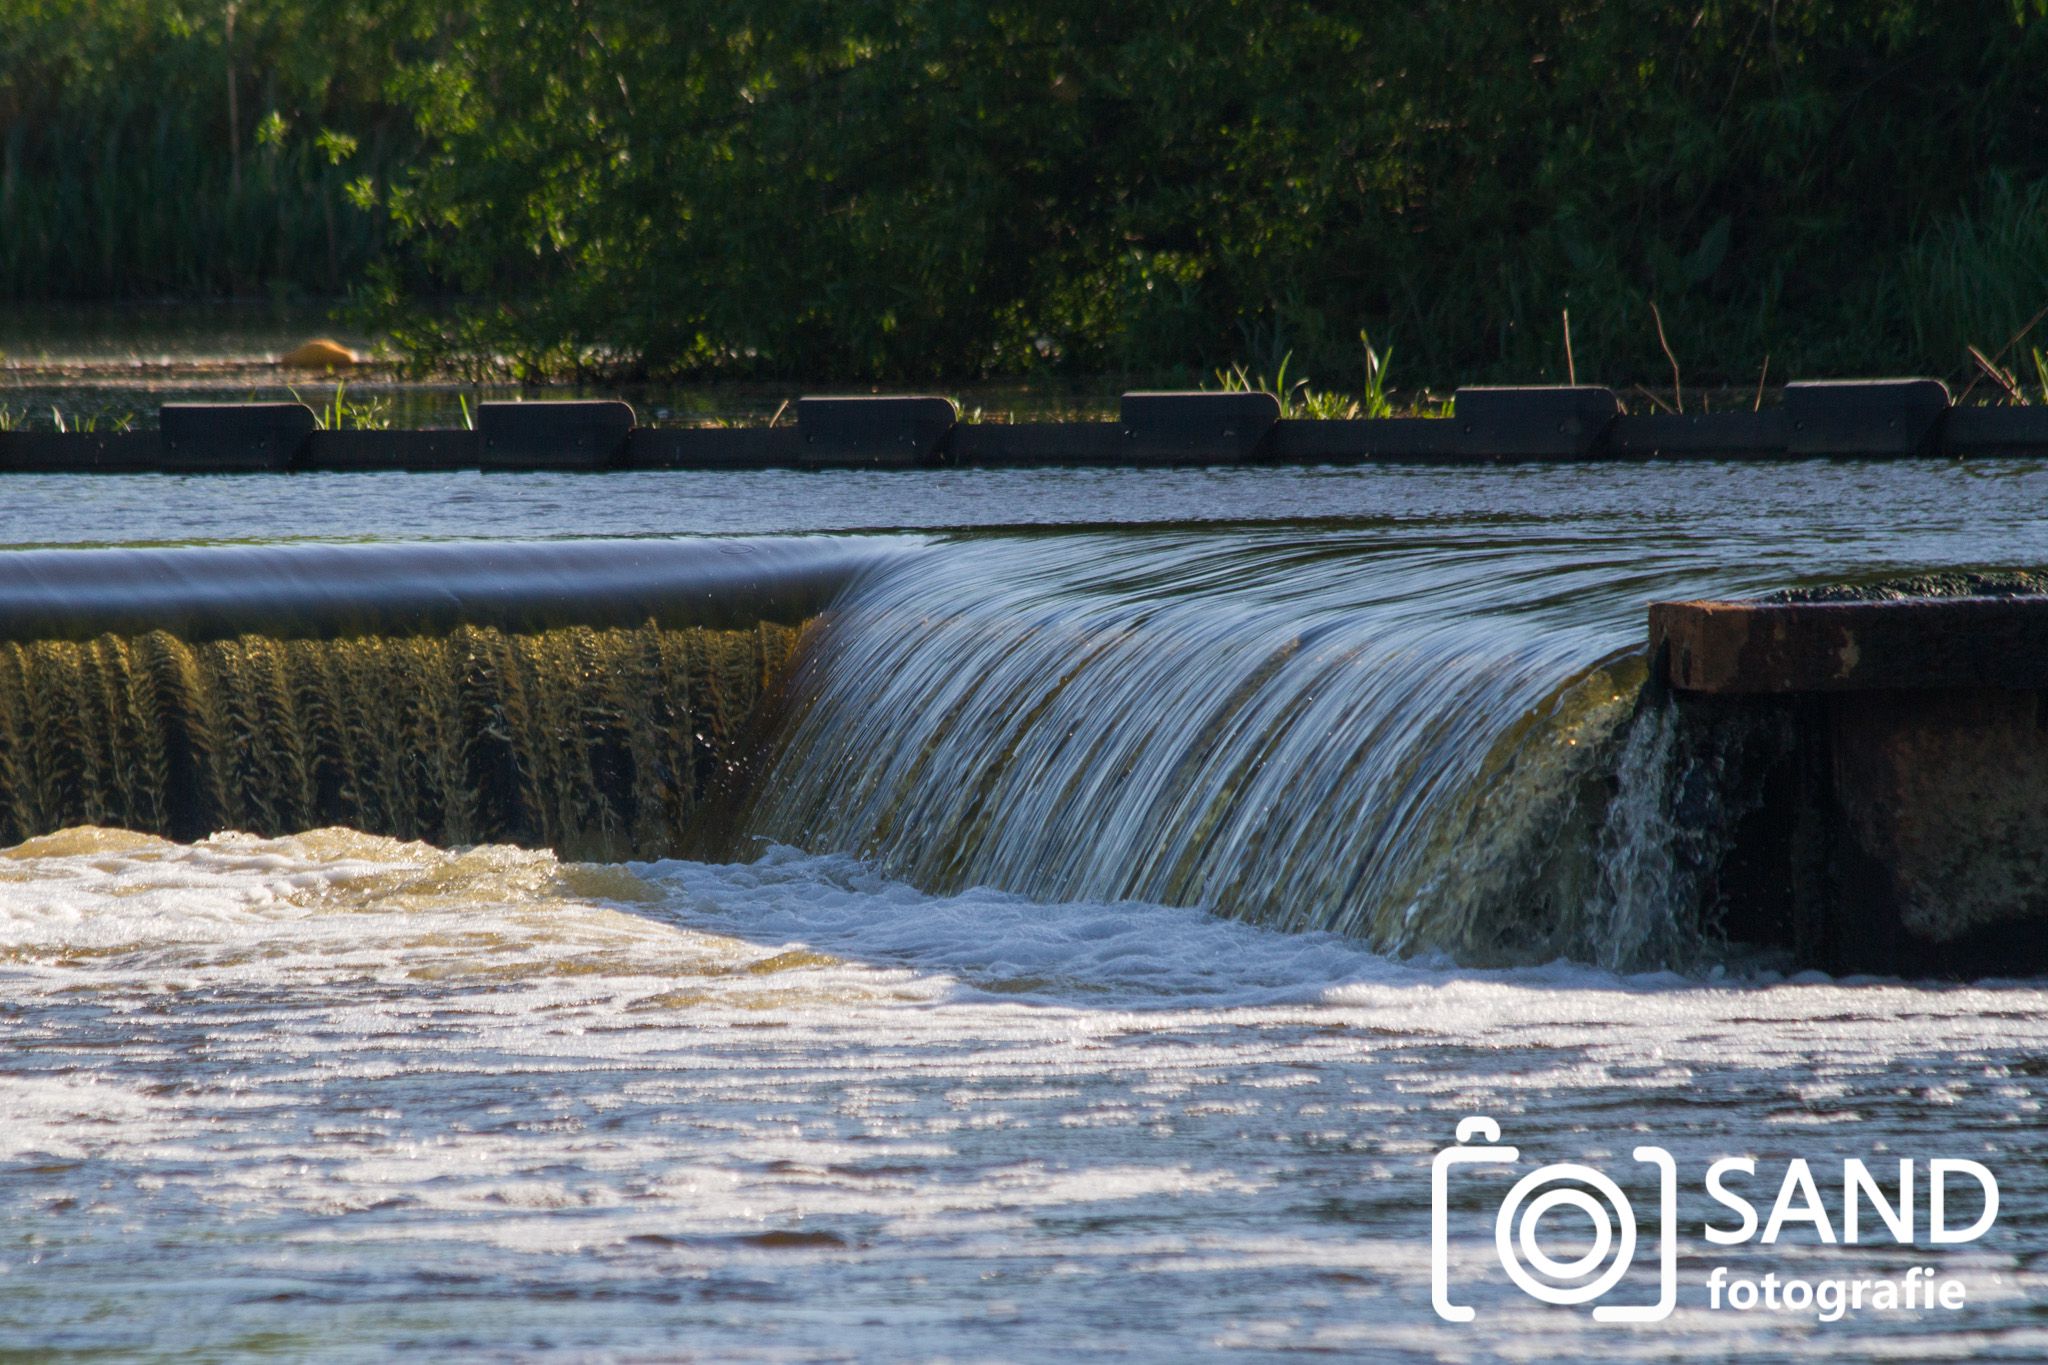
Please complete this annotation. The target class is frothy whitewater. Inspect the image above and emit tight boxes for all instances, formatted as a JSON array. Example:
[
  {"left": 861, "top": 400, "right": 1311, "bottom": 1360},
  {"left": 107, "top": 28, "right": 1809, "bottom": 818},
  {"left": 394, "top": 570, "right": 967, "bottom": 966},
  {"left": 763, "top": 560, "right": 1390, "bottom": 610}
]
[
  {"left": 4, "top": 828, "right": 2044, "bottom": 1361},
  {"left": 7, "top": 461, "right": 2048, "bottom": 1359}
]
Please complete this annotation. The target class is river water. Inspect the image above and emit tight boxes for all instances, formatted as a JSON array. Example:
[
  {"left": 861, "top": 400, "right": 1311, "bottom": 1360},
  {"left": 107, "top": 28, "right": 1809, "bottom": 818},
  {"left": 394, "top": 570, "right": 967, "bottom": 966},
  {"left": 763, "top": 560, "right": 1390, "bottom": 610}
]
[{"left": 5, "top": 461, "right": 2048, "bottom": 1360}]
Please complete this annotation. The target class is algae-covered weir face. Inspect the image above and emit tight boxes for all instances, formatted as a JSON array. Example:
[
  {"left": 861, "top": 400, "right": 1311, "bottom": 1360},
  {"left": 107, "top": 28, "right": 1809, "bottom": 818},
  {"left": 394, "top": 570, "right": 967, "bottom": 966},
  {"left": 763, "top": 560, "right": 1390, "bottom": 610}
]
[
  {"left": 5, "top": 460, "right": 2048, "bottom": 1360},
  {"left": 0, "top": 621, "right": 802, "bottom": 859}
]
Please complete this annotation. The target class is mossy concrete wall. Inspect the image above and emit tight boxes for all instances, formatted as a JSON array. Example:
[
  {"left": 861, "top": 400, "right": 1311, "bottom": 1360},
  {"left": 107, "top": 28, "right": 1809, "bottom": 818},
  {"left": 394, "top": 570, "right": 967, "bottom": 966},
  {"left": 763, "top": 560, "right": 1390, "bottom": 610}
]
[{"left": 1653, "top": 587, "right": 2048, "bottom": 975}]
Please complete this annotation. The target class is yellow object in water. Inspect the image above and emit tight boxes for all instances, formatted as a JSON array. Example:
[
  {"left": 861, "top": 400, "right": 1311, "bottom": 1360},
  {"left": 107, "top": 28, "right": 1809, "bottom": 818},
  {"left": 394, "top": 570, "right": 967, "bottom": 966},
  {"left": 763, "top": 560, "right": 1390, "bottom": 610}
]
[{"left": 280, "top": 338, "right": 358, "bottom": 370}]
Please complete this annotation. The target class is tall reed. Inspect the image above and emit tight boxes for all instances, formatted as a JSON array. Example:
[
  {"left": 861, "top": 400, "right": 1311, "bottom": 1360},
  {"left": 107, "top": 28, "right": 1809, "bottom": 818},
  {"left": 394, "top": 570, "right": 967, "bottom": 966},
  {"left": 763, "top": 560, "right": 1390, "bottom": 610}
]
[{"left": 0, "top": 0, "right": 412, "bottom": 301}]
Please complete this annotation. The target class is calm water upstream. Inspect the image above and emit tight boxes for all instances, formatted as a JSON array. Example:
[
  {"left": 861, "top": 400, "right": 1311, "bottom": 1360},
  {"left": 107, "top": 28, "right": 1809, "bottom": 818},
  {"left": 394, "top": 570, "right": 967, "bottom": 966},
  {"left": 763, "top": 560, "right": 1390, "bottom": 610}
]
[{"left": 5, "top": 460, "right": 2048, "bottom": 1360}]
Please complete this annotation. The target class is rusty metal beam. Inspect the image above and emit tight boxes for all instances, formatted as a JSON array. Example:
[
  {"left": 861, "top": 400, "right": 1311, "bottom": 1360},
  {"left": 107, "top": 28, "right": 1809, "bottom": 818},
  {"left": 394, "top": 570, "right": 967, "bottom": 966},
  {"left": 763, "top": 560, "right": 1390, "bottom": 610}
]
[{"left": 1651, "top": 597, "right": 2048, "bottom": 693}]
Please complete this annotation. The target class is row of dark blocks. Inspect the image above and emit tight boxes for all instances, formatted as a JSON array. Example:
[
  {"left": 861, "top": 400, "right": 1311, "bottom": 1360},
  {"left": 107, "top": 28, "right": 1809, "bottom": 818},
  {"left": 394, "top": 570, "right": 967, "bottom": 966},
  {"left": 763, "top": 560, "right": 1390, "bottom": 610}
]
[{"left": 5, "top": 378, "right": 2044, "bottom": 473}]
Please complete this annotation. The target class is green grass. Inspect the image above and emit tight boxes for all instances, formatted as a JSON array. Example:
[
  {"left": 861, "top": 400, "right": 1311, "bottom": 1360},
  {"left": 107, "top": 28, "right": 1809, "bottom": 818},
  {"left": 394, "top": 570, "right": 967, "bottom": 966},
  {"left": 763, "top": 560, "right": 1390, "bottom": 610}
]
[
  {"left": 2, "top": 116, "right": 390, "bottom": 301},
  {"left": 0, "top": 1, "right": 408, "bottom": 304},
  {"left": 0, "top": 402, "right": 144, "bottom": 433},
  {"left": 1208, "top": 332, "right": 1443, "bottom": 418},
  {"left": 1959, "top": 344, "right": 2048, "bottom": 406},
  {"left": 292, "top": 383, "right": 393, "bottom": 431},
  {"left": 1897, "top": 175, "right": 2048, "bottom": 378}
]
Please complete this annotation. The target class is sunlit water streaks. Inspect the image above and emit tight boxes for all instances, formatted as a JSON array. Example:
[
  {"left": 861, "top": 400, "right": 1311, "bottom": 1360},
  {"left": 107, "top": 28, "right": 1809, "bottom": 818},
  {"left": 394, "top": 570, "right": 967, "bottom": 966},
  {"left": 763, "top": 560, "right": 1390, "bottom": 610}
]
[{"left": 751, "top": 533, "right": 1638, "bottom": 960}]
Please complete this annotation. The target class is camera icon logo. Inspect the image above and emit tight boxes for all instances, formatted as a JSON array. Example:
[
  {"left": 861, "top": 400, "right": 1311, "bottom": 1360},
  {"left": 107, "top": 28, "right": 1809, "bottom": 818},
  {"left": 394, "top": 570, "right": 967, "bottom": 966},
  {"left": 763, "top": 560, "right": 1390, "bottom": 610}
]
[{"left": 1432, "top": 1116, "right": 1676, "bottom": 1323}]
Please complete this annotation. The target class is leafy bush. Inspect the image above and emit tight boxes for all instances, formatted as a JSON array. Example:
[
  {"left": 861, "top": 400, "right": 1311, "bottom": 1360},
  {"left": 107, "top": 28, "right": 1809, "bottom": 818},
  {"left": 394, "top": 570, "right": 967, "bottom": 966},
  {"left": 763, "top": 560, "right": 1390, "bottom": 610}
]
[
  {"left": 11, "top": 0, "right": 2048, "bottom": 387},
  {"left": 0, "top": 0, "right": 421, "bottom": 298}
]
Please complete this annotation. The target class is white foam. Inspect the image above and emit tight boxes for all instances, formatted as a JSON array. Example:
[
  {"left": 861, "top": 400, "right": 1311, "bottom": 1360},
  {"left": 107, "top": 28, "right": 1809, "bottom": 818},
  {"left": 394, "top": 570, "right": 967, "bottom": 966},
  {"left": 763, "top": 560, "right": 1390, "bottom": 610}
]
[{"left": 4, "top": 829, "right": 2046, "bottom": 1360}]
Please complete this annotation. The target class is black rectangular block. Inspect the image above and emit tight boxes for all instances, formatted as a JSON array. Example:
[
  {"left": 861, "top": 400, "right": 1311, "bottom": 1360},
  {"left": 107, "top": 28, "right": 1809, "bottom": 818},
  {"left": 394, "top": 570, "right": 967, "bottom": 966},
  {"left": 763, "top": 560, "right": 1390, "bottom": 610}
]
[
  {"left": 622, "top": 427, "right": 805, "bottom": 469},
  {"left": 947, "top": 422, "right": 1130, "bottom": 465},
  {"left": 1608, "top": 411, "right": 1792, "bottom": 459},
  {"left": 1262, "top": 417, "right": 1465, "bottom": 462},
  {"left": 1942, "top": 405, "right": 2048, "bottom": 458},
  {"left": 0, "top": 432, "right": 166, "bottom": 472},
  {"left": 1450, "top": 386, "right": 1619, "bottom": 459},
  {"left": 795, "top": 396, "right": 957, "bottom": 466},
  {"left": 1652, "top": 596, "right": 2048, "bottom": 693},
  {"left": 477, "top": 401, "right": 634, "bottom": 469},
  {"left": 160, "top": 403, "right": 315, "bottom": 471},
  {"left": 1118, "top": 391, "right": 1279, "bottom": 463},
  {"left": 303, "top": 429, "right": 478, "bottom": 471},
  {"left": 1782, "top": 378, "right": 1949, "bottom": 457}
]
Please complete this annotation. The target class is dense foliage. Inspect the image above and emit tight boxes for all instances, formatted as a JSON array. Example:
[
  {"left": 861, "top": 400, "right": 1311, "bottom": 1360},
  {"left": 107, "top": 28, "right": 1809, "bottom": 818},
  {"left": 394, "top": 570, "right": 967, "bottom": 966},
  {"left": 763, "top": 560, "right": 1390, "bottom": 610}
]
[
  {"left": 0, "top": 0, "right": 429, "bottom": 298},
  {"left": 8, "top": 0, "right": 2048, "bottom": 385}
]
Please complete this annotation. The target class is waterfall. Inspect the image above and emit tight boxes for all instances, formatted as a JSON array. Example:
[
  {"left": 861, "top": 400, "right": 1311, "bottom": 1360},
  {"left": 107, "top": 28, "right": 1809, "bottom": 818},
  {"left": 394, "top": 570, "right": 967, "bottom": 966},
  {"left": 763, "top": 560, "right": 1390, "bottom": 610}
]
[
  {"left": 0, "top": 526, "right": 1842, "bottom": 966},
  {"left": 0, "top": 536, "right": 898, "bottom": 858},
  {"left": 0, "top": 623, "right": 802, "bottom": 860},
  {"left": 746, "top": 529, "right": 1685, "bottom": 964}
]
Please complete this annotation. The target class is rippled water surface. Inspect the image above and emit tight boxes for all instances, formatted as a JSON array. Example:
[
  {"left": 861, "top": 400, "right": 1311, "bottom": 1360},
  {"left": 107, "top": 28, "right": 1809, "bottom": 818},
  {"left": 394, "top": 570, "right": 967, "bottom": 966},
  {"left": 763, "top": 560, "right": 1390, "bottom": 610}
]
[
  {"left": 5, "top": 461, "right": 2048, "bottom": 1360},
  {"left": 0, "top": 457, "right": 2043, "bottom": 546}
]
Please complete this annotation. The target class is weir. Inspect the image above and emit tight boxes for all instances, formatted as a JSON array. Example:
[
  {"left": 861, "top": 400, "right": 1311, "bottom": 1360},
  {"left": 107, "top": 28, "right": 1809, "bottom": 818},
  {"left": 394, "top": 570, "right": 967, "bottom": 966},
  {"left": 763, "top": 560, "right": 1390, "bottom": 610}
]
[
  {"left": 0, "top": 525, "right": 2040, "bottom": 978},
  {"left": 0, "top": 538, "right": 890, "bottom": 859}
]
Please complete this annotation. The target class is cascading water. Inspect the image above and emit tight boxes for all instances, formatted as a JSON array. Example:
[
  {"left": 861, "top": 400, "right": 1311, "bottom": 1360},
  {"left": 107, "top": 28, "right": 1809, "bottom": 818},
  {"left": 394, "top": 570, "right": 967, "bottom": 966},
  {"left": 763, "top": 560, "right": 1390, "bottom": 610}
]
[
  {"left": 747, "top": 529, "right": 1721, "bottom": 969},
  {"left": 0, "top": 525, "right": 1890, "bottom": 969},
  {"left": 0, "top": 622, "right": 799, "bottom": 859},
  {"left": 0, "top": 536, "right": 892, "bottom": 859},
  {"left": 4, "top": 494, "right": 2039, "bottom": 973}
]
